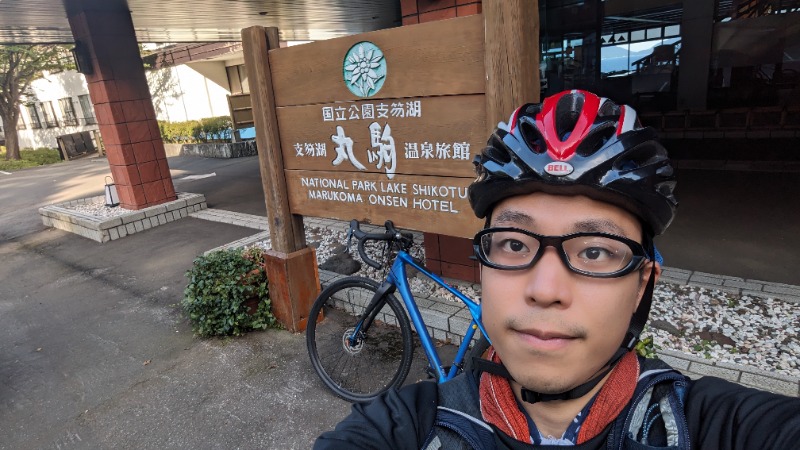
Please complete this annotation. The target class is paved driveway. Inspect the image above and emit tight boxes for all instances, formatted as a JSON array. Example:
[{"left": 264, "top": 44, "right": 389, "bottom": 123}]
[{"left": 0, "top": 157, "right": 356, "bottom": 449}]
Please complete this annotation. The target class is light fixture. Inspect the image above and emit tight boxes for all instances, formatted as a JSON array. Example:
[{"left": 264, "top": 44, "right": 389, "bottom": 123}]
[
  {"left": 70, "top": 41, "right": 93, "bottom": 75},
  {"left": 617, "top": 35, "right": 626, "bottom": 42},
  {"left": 104, "top": 176, "right": 120, "bottom": 207},
  {"left": 609, "top": 36, "right": 616, "bottom": 44}
]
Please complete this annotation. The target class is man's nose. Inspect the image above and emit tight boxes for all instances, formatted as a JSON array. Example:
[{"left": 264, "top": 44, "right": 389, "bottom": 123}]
[{"left": 521, "top": 245, "right": 573, "bottom": 308}]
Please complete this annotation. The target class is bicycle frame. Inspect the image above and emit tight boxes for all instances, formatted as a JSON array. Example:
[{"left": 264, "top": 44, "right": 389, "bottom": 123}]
[{"left": 352, "top": 250, "right": 490, "bottom": 383}]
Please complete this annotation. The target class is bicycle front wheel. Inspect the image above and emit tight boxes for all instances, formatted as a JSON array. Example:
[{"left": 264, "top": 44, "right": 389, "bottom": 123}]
[{"left": 306, "top": 276, "right": 414, "bottom": 402}]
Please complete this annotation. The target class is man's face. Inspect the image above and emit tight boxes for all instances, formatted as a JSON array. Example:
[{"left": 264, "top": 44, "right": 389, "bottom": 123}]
[{"left": 481, "top": 192, "right": 656, "bottom": 394}]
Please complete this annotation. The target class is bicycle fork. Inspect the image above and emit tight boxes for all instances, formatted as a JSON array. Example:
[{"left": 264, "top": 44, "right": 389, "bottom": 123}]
[{"left": 346, "top": 280, "right": 397, "bottom": 348}]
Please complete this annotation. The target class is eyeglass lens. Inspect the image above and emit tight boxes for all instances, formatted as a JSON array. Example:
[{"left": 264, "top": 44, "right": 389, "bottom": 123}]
[{"left": 479, "top": 230, "right": 635, "bottom": 274}]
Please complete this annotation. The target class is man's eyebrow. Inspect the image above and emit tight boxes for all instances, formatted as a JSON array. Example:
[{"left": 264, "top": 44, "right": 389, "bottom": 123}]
[
  {"left": 572, "top": 219, "right": 627, "bottom": 236},
  {"left": 493, "top": 210, "right": 534, "bottom": 226}
]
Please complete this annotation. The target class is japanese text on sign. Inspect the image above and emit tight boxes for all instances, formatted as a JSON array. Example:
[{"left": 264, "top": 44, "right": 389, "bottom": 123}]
[{"left": 322, "top": 101, "right": 422, "bottom": 122}]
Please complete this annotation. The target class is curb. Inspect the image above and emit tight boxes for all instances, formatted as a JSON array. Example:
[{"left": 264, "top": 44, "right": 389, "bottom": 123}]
[
  {"left": 660, "top": 267, "right": 800, "bottom": 304},
  {"left": 39, "top": 192, "right": 207, "bottom": 243}
]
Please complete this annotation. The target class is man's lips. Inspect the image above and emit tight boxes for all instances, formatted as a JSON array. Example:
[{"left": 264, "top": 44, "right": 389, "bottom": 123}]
[{"left": 512, "top": 328, "right": 578, "bottom": 351}]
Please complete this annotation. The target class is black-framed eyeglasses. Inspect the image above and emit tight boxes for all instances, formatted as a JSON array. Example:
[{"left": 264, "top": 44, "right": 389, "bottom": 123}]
[{"left": 473, "top": 227, "right": 648, "bottom": 278}]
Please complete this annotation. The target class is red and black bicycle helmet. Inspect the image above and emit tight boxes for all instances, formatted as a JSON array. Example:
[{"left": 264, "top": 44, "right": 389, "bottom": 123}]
[
  {"left": 469, "top": 89, "right": 677, "bottom": 236},
  {"left": 469, "top": 90, "right": 678, "bottom": 403}
]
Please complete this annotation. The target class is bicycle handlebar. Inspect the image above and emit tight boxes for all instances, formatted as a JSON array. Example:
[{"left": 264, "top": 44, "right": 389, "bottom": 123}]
[{"left": 348, "top": 219, "right": 414, "bottom": 269}]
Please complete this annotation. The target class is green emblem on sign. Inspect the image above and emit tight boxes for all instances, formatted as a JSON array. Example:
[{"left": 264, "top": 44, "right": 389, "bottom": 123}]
[{"left": 343, "top": 41, "right": 386, "bottom": 98}]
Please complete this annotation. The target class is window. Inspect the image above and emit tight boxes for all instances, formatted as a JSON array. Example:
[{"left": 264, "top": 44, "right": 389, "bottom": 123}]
[
  {"left": 41, "top": 101, "right": 58, "bottom": 128},
  {"left": 664, "top": 25, "right": 680, "bottom": 37},
  {"left": 59, "top": 97, "right": 78, "bottom": 126},
  {"left": 78, "top": 95, "right": 96, "bottom": 125},
  {"left": 646, "top": 27, "right": 662, "bottom": 40},
  {"left": 26, "top": 104, "right": 42, "bottom": 129}
]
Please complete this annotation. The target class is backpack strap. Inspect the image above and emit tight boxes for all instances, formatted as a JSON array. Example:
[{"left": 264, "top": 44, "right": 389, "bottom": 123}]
[
  {"left": 422, "top": 372, "right": 496, "bottom": 450},
  {"left": 611, "top": 357, "right": 692, "bottom": 449}
]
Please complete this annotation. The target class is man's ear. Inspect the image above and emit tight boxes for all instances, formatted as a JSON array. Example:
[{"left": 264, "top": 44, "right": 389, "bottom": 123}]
[{"left": 636, "top": 261, "right": 662, "bottom": 309}]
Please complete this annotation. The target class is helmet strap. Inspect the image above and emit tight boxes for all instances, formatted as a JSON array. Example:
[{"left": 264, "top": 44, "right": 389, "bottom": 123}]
[{"left": 472, "top": 356, "right": 612, "bottom": 404}]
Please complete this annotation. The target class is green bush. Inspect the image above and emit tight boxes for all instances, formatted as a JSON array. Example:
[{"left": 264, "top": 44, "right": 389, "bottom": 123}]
[
  {"left": 158, "top": 116, "right": 232, "bottom": 143},
  {"left": 0, "top": 146, "right": 62, "bottom": 171},
  {"left": 182, "top": 247, "right": 276, "bottom": 337},
  {"left": 196, "top": 116, "right": 233, "bottom": 142},
  {"left": 158, "top": 120, "right": 196, "bottom": 143}
]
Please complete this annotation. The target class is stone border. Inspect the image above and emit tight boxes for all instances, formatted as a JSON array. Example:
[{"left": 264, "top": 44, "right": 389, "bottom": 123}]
[
  {"left": 163, "top": 141, "right": 257, "bottom": 158},
  {"left": 660, "top": 267, "right": 800, "bottom": 304},
  {"left": 39, "top": 192, "right": 206, "bottom": 243},
  {"left": 191, "top": 208, "right": 268, "bottom": 230}
]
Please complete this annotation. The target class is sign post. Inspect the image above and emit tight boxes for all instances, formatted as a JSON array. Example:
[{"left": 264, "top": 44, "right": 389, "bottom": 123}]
[{"left": 242, "top": 26, "right": 318, "bottom": 332}]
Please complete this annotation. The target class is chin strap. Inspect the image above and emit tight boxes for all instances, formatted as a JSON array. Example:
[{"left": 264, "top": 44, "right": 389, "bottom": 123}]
[
  {"left": 472, "top": 357, "right": 612, "bottom": 404},
  {"left": 471, "top": 239, "right": 658, "bottom": 404}
]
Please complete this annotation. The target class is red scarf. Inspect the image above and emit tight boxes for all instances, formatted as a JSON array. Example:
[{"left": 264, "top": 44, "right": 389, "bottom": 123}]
[{"left": 478, "top": 350, "right": 639, "bottom": 444}]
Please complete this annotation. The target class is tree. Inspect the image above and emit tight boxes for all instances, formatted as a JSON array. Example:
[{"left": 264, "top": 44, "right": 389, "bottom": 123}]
[{"left": 0, "top": 45, "right": 71, "bottom": 160}]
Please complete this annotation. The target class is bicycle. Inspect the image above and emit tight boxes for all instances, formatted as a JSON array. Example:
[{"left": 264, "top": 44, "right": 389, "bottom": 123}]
[{"left": 306, "top": 219, "right": 490, "bottom": 403}]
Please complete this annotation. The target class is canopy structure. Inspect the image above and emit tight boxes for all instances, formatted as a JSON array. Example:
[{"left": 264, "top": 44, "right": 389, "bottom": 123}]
[{"left": 0, "top": 0, "right": 400, "bottom": 44}]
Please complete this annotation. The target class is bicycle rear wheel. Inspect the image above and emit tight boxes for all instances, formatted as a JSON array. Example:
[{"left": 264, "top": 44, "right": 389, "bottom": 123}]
[{"left": 306, "top": 276, "right": 414, "bottom": 402}]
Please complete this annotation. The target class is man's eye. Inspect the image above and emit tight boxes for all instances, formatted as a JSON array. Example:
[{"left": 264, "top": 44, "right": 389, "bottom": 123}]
[
  {"left": 579, "top": 247, "right": 614, "bottom": 261},
  {"left": 501, "top": 239, "right": 528, "bottom": 253}
]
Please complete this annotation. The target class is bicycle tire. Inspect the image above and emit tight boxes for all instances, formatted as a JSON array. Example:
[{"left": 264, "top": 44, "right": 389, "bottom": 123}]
[{"left": 306, "top": 276, "right": 414, "bottom": 402}]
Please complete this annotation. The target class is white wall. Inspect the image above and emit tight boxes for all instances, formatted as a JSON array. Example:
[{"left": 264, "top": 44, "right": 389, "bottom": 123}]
[
  {"left": 6, "top": 63, "right": 233, "bottom": 150},
  {"left": 146, "top": 63, "right": 231, "bottom": 122},
  {"left": 13, "top": 70, "right": 99, "bottom": 149}
]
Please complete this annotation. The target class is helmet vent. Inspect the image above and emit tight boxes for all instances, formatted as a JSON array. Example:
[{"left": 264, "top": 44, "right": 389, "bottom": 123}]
[
  {"left": 576, "top": 122, "right": 616, "bottom": 157},
  {"left": 485, "top": 142, "right": 512, "bottom": 164},
  {"left": 616, "top": 142, "right": 667, "bottom": 170},
  {"left": 597, "top": 100, "right": 621, "bottom": 120},
  {"left": 519, "top": 120, "right": 547, "bottom": 154},
  {"left": 555, "top": 93, "right": 584, "bottom": 141}
]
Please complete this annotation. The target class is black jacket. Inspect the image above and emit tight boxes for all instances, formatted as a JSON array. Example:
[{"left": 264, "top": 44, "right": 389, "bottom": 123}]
[{"left": 315, "top": 366, "right": 800, "bottom": 449}]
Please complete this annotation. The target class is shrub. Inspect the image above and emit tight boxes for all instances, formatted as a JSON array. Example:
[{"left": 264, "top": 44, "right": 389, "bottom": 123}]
[
  {"left": 158, "top": 116, "right": 232, "bottom": 143},
  {"left": 195, "top": 116, "right": 233, "bottom": 142},
  {"left": 182, "top": 247, "right": 276, "bottom": 337}
]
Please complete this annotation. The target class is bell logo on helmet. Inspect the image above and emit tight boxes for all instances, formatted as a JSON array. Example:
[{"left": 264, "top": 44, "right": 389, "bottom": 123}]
[{"left": 544, "top": 162, "right": 574, "bottom": 176}]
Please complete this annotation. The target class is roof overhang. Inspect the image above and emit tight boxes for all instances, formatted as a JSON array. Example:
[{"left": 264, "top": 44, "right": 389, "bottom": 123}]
[{"left": 0, "top": 0, "right": 401, "bottom": 44}]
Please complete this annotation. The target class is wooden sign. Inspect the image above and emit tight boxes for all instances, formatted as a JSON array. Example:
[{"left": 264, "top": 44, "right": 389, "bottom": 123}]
[
  {"left": 287, "top": 171, "right": 482, "bottom": 238},
  {"left": 268, "top": 14, "right": 485, "bottom": 106},
  {"left": 264, "top": 15, "right": 487, "bottom": 237}
]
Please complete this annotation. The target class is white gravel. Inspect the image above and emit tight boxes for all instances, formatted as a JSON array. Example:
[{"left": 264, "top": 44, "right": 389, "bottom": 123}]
[
  {"left": 61, "top": 197, "right": 132, "bottom": 218},
  {"left": 253, "top": 225, "right": 800, "bottom": 379}
]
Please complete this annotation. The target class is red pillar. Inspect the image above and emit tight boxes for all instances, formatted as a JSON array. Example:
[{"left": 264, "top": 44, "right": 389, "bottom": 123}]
[{"left": 67, "top": 3, "right": 176, "bottom": 210}]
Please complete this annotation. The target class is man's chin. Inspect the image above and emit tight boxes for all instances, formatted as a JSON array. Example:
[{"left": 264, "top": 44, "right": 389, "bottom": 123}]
[{"left": 508, "top": 367, "right": 580, "bottom": 396}]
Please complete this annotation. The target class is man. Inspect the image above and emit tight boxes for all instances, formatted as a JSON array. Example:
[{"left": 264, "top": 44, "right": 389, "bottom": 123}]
[{"left": 315, "top": 90, "right": 800, "bottom": 449}]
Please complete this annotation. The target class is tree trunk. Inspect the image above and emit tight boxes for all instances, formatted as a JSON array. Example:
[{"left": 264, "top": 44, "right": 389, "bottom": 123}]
[{"left": 1, "top": 109, "right": 21, "bottom": 160}]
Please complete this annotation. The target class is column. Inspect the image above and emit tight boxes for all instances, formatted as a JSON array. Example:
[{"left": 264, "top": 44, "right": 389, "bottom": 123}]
[{"left": 67, "top": 1, "right": 177, "bottom": 209}]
